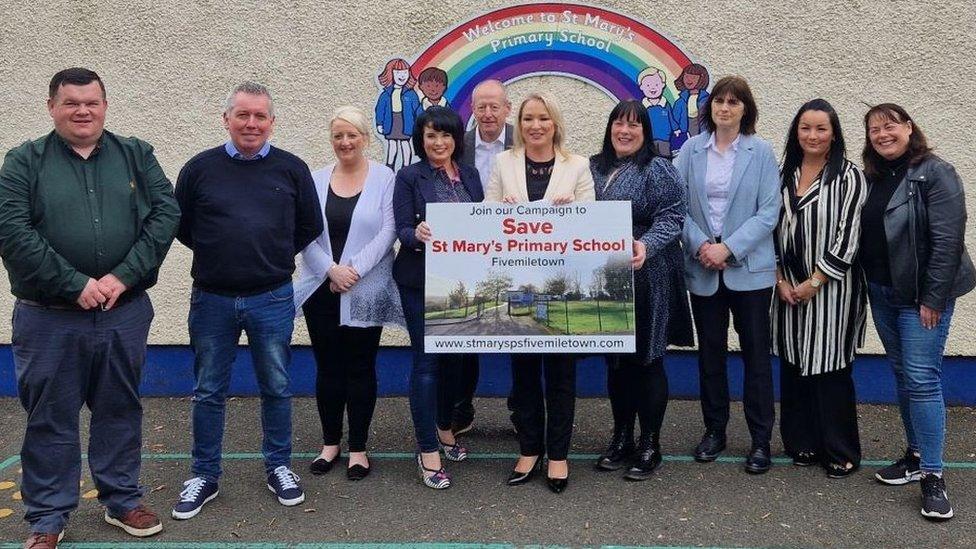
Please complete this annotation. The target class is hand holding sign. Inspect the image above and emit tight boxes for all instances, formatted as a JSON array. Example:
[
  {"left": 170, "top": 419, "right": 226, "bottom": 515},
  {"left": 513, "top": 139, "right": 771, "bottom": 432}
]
[
  {"left": 631, "top": 240, "right": 646, "bottom": 270},
  {"left": 415, "top": 221, "right": 432, "bottom": 242}
]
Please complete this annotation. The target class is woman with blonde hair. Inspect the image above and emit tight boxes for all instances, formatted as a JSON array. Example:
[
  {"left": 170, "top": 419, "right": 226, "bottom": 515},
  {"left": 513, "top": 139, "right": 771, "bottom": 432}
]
[
  {"left": 295, "top": 106, "right": 404, "bottom": 481},
  {"left": 485, "top": 92, "right": 595, "bottom": 493}
]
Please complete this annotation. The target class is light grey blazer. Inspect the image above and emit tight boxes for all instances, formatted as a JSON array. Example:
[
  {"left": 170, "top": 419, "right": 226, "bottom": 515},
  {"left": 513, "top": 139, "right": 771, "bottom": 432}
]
[{"left": 674, "top": 132, "right": 782, "bottom": 296}]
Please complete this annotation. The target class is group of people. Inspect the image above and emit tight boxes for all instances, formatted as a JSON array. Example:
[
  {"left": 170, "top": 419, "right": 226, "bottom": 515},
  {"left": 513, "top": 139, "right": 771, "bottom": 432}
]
[{"left": 0, "top": 67, "right": 971, "bottom": 548}]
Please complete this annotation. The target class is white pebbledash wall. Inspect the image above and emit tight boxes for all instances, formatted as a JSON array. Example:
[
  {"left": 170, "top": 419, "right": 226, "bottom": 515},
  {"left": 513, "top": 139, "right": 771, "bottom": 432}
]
[{"left": 1, "top": 0, "right": 974, "bottom": 353}]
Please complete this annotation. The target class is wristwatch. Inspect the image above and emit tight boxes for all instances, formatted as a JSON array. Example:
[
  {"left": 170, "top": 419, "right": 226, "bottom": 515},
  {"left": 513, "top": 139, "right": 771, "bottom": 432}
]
[{"left": 809, "top": 277, "right": 823, "bottom": 289}]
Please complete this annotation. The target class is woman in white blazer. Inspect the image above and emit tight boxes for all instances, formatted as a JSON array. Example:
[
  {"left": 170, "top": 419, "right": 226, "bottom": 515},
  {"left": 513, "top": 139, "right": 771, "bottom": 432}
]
[
  {"left": 294, "top": 106, "right": 404, "bottom": 481},
  {"left": 673, "top": 76, "right": 781, "bottom": 475},
  {"left": 485, "top": 92, "right": 595, "bottom": 493}
]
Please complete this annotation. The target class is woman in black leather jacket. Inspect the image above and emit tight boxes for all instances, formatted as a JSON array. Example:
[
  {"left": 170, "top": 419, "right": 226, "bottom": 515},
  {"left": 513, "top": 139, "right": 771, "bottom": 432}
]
[{"left": 859, "top": 103, "right": 975, "bottom": 521}]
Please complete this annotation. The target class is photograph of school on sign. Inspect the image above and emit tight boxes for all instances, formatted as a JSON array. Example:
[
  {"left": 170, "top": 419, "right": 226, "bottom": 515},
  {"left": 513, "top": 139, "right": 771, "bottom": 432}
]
[{"left": 424, "top": 201, "right": 635, "bottom": 354}]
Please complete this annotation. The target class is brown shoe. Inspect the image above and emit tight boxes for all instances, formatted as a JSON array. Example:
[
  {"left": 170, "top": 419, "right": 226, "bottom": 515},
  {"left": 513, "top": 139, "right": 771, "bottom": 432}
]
[
  {"left": 23, "top": 531, "right": 63, "bottom": 549},
  {"left": 103, "top": 504, "right": 162, "bottom": 537}
]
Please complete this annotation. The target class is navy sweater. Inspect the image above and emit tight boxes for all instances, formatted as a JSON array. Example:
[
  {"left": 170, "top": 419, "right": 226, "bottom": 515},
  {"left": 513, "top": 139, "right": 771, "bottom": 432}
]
[{"left": 175, "top": 145, "right": 323, "bottom": 295}]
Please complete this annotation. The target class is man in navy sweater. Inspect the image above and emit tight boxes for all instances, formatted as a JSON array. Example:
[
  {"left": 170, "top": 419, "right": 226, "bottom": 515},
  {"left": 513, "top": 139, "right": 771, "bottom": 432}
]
[{"left": 171, "top": 82, "right": 323, "bottom": 519}]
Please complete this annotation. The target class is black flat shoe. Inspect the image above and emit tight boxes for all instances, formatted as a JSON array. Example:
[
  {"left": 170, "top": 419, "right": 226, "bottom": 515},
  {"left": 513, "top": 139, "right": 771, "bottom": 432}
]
[
  {"left": 310, "top": 455, "right": 338, "bottom": 475},
  {"left": 744, "top": 446, "right": 772, "bottom": 475},
  {"left": 450, "top": 416, "right": 474, "bottom": 437},
  {"left": 346, "top": 463, "right": 371, "bottom": 481},
  {"left": 825, "top": 462, "right": 859, "bottom": 479},
  {"left": 546, "top": 476, "right": 568, "bottom": 494},
  {"left": 791, "top": 451, "right": 819, "bottom": 467},
  {"left": 693, "top": 430, "right": 726, "bottom": 463},
  {"left": 507, "top": 457, "right": 541, "bottom": 486}
]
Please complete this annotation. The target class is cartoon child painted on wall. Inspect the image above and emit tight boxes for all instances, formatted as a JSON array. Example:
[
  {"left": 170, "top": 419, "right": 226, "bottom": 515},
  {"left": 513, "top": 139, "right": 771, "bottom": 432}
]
[
  {"left": 637, "top": 66, "right": 675, "bottom": 159},
  {"left": 375, "top": 58, "right": 421, "bottom": 170},
  {"left": 416, "top": 67, "right": 451, "bottom": 112},
  {"left": 670, "top": 63, "right": 711, "bottom": 151}
]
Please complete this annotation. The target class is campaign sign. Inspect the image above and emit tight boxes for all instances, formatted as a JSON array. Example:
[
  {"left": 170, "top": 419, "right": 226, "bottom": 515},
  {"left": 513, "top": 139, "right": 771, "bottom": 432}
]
[{"left": 424, "top": 201, "right": 635, "bottom": 354}]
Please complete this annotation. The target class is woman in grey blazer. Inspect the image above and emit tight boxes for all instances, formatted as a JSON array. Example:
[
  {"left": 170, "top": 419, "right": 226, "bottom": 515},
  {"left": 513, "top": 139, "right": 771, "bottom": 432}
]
[{"left": 673, "top": 76, "right": 781, "bottom": 474}]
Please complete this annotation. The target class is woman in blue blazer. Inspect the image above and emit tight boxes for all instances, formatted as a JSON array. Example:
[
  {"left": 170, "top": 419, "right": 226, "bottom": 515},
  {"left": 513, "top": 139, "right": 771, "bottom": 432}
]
[
  {"left": 673, "top": 76, "right": 782, "bottom": 474},
  {"left": 392, "top": 106, "right": 484, "bottom": 490}
]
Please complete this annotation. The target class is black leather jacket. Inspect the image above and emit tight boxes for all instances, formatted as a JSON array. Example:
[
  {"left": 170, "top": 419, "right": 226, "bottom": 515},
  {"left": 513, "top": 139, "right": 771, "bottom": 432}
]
[{"left": 882, "top": 155, "right": 975, "bottom": 311}]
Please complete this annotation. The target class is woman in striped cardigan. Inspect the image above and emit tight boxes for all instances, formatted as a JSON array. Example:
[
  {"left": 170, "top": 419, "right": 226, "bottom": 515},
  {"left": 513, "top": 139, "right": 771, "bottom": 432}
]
[{"left": 772, "top": 99, "right": 868, "bottom": 478}]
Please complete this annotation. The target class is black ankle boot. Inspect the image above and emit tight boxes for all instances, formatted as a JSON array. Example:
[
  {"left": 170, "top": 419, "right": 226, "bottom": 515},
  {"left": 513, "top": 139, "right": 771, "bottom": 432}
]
[
  {"left": 624, "top": 432, "right": 662, "bottom": 481},
  {"left": 595, "top": 422, "right": 636, "bottom": 471}
]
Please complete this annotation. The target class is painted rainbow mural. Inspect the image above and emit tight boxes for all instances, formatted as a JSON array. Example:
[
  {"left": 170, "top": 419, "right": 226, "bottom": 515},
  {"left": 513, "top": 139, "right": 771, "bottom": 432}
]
[{"left": 400, "top": 2, "right": 709, "bottom": 122}]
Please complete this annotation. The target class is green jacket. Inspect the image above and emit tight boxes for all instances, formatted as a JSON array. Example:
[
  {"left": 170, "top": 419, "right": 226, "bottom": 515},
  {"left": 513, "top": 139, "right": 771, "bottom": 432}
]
[{"left": 0, "top": 130, "right": 180, "bottom": 303}]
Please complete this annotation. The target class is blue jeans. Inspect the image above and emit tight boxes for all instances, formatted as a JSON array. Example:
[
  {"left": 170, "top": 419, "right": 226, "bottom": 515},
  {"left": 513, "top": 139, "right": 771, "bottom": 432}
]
[
  {"left": 398, "top": 285, "right": 447, "bottom": 453},
  {"left": 189, "top": 282, "right": 295, "bottom": 481},
  {"left": 867, "top": 283, "right": 954, "bottom": 473}
]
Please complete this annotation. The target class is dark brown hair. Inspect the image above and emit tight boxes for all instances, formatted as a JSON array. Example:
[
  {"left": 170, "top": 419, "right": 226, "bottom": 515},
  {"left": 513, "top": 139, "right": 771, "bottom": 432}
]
[
  {"left": 701, "top": 75, "right": 757, "bottom": 135},
  {"left": 674, "top": 63, "right": 709, "bottom": 92},
  {"left": 49, "top": 67, "right": 105, "bottom": 99},
  {"left": 861, "top": 103, "right": 933, "bottom": 178},
  {"left": 417, "top": 67, "right": 448, "bottom": 86}
]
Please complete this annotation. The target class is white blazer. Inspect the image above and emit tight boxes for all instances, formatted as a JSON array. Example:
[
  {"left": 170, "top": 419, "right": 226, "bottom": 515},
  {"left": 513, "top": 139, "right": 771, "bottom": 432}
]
[
  {"left": 484, "top": 148, "right": 596, "bottom": 202},
  {"left": 294, "top": 160, "right": 404, "bottom": 327}
]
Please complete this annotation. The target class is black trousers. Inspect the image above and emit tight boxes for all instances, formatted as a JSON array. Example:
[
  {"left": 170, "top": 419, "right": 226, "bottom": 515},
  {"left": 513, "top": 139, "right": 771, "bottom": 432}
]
[
  {"left": 446, "top": 354, "right": 479, "bottom": 426},
  {"left": 606, "top": 355, "right": 668, "bottom": 437},
  {"left": 510, "top": 354, "right": 576, "bottom": 460},
  {"left": 690, "top": 278, "right": 775, "bottom": 447},
  {"left": 436, "top": 355, "right": 465, "bottom": 432},
  {"left": 780, "top": 361, "right": 861, "bottom": 467},
  {"left": 304, "top": 287, "right": 382, "bottom": 452}
]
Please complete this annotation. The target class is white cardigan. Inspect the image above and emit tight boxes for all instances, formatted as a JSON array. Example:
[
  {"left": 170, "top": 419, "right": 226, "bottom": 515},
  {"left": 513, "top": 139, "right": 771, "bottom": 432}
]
[{"left": 294, "top": 160, "right": 404, "bottom": 327}]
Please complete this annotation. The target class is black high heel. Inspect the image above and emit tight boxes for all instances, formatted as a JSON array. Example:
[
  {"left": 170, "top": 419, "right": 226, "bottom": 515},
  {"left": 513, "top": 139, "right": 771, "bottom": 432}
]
[
  {"left": 546, "top": 476, "right": 569, "bottom": 493},
  {"left": 507, "top": 456, "right": 542, "bottom": 486},
  {"left": 546, "top": 460, "right": 569, "bottom": 494}
]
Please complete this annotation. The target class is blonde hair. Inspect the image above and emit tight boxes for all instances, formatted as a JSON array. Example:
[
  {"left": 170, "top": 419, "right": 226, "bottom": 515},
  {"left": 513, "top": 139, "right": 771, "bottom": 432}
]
[
  {"left": 329, "top": 106, "right": 371, "bottom": 145},
  {"left": 636, "top": 66, "right": 666, "bottom": 85},
  {"left": 514, "top": 91, "right": 568, "bottom": 159}
]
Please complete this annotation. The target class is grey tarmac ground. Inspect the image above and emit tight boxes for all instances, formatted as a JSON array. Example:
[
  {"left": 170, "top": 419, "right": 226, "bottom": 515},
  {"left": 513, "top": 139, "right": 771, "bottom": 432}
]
[{"left": 0, "top": 396, "right": 974, "bottom": 548}]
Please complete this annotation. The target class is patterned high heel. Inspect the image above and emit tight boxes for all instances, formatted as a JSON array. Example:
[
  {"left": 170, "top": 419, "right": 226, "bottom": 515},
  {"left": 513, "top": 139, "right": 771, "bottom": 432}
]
[
  {"left": 438, "top": 436, "right": 469, "bottom": 462},
  {"left": 416, "top": 453, "right": 451, "bottom": 489}
]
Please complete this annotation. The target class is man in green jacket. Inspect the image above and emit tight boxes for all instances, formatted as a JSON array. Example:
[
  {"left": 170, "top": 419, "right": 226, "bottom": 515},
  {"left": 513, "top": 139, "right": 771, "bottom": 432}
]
[{"left": 0, "top": 67, "right": 180, "bottom": 549}]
